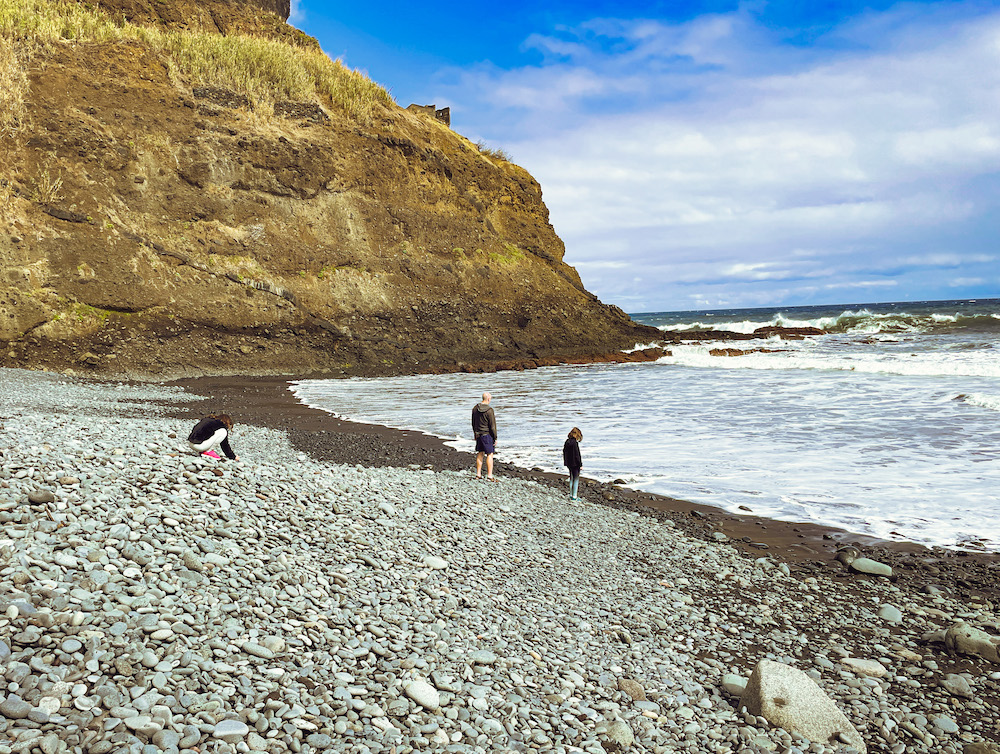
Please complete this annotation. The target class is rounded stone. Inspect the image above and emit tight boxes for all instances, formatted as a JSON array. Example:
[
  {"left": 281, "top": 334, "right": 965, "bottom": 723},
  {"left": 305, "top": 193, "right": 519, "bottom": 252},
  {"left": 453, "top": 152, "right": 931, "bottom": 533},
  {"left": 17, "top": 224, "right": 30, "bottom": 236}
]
[
  {"left": 604, "top": 720, "right": 634, "bottom": 748},
  {"left": 849, "top": 558, "right": 893, "bottom": 577},
  {"left": 0, "top": 695, "right": 32, "bottom": 719},
  {"left": 242, "top": 642, "right": 275, "bottom": 660},
  {"left": 27, "top": 707, "right": 49, "bottom": 724},
  {"left": 877, "top": 604, "right": 903, "bottom": 624},
  {"left": 470, "top": 649, "right": 497, "bottom": 665},
  {"left": 178, "top": 726, "right": 201, "bottom": 748},
  {"left": 841, "top": 658, "right": 889, "bottom": 677},
  {"left": 213, "top": 719, "right": 250, "bottom": 742},
  {"left": 940, "top": 674, "right": 973, "bottom": 699},
  {"left": 153, "top": 729, "right": 182, "bottom": 748},
  {"left": 124, "top": 715, "right": 153, "bottom": 731},
  {"left": 721, "top": 674, "right": 748, "bottom": 696},
  {"left": 404, "top": 681, "right": 440, "bottom": 710},
  {"left": 932, "top": 716, "right": 959, "bottom": 734},
  {"left": 38, "top": 697, "right": 62, "bottom": 715},
  {"left": 481, "top": 719, "right": 504, "bottom": 734},
  {"left": 261, "top": 636, "right": 286, "bottom": 653}
]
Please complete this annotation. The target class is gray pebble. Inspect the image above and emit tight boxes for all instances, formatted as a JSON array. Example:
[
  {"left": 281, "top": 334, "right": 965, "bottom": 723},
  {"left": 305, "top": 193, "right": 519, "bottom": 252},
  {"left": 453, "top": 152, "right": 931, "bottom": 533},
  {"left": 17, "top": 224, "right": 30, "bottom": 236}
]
[{"left": 0, "top": 695, "right": 32, "bottom": 719}]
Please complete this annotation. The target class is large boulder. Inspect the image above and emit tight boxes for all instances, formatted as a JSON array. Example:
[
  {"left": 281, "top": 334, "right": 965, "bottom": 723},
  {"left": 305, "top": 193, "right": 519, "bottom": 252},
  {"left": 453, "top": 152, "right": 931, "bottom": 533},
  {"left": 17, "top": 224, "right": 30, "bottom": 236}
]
[
  {"left": 945, "top": 622, "right": 1000, "bottom": 664},
  {"left": 741, "top": 660, "right": 866, "bottom": 753}
]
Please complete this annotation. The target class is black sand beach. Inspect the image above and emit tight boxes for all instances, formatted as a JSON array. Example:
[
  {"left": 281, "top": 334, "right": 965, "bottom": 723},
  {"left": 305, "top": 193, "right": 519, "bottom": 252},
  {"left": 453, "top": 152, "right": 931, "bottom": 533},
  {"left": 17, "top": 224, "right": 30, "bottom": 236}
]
[{"left": 167, "top": 374, "right": 1000, "bottom": 604}]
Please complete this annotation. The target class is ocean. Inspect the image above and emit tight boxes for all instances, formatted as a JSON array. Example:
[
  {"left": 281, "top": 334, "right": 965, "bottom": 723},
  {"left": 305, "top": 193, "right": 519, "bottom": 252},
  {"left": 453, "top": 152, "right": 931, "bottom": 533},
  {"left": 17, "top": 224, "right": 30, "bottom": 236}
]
[{"left": 291, "top": 298, "right": 1000, "bottom": 552}]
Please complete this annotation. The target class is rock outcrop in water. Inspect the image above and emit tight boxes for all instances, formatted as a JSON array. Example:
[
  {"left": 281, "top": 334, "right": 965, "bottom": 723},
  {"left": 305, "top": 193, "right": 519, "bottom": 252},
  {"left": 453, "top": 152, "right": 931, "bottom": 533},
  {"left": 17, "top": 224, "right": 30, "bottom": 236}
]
[{"left": 0, "top": 0, "right": 661, "bottom": 379}]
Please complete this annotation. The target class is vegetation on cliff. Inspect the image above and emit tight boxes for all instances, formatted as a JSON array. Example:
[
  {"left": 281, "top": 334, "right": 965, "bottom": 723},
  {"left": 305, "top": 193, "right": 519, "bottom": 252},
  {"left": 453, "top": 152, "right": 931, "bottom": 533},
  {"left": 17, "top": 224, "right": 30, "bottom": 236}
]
[{"left": 1, "top": 0, "right": 391, "bottom": 130}]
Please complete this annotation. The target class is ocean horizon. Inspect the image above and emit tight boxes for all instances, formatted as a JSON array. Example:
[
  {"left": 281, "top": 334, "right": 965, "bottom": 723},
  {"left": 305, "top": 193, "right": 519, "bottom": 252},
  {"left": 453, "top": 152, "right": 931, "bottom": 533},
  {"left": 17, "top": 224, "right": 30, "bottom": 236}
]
[{"left": 292, "top": 297, "right": 1000, "bottom": 552}]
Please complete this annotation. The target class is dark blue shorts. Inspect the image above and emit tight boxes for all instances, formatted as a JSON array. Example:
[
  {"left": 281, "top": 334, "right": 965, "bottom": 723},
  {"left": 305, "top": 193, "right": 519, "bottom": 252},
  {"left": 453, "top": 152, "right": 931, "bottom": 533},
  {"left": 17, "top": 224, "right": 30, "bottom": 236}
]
[{"left": 475, "top": 435, "right": 495, "bottom": 454}]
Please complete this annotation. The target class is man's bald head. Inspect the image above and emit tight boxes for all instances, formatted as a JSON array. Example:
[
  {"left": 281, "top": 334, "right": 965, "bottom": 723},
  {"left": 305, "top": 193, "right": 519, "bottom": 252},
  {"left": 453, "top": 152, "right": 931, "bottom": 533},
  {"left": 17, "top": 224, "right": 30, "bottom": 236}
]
[{"left": 482, "top": 392, "right": 491, "bottom": 403}]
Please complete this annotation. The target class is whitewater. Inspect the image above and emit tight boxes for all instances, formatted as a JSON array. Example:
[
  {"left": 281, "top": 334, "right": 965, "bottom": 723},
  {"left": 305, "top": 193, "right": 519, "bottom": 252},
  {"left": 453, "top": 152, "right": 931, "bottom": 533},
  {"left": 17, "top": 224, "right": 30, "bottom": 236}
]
[{"left": 292, "top": 298, "right": 1000, "bottom": 552}]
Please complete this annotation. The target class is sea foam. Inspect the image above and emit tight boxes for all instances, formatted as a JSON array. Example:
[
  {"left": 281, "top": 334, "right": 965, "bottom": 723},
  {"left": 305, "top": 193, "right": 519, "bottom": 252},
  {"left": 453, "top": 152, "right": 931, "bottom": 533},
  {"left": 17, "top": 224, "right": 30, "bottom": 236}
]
[{"left": 293, "top": 299, "right": 1000, "bottom": 552}]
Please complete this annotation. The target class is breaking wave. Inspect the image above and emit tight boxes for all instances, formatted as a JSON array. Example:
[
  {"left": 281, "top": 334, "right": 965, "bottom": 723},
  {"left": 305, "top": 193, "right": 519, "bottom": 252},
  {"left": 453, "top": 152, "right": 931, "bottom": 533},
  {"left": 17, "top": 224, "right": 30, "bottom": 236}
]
[
  {"left": 655, "top": 345, "right": 1000, "bottom": 379},
  {"left": 658, "top": 308, "right": 1000, "bottom": 336},
  {"left": 956, "top": 393, "right": 1000, "bottom": 412}
]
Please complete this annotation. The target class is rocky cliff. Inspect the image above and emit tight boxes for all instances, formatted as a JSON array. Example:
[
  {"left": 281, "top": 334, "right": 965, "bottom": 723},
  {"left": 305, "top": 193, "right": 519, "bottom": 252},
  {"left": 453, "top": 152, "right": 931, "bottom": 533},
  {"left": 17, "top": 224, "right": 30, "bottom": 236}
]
[
  {"left": 92, "top": 0, "right": 294, "bottom": 36},
  {"left": 0, "top": 0, "right": 661, "bottom": 379}
]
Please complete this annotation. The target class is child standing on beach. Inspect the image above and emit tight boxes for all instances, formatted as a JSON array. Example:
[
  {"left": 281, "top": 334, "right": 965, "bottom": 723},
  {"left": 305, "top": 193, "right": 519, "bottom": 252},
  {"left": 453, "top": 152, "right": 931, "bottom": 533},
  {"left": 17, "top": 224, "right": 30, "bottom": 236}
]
[
  {"left": 187, "top": 414, "right": 240, "bottom": 461},
  {"left": 563, "top": 427, "right": 583, "bottom": 501}
]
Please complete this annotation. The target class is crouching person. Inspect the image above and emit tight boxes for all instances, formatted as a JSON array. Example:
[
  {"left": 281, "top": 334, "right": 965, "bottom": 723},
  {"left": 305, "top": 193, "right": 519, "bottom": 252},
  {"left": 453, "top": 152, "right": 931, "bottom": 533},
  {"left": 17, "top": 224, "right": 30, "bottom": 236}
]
[{"left": 187, "top": 414, "right": 239, "bottom": 461}]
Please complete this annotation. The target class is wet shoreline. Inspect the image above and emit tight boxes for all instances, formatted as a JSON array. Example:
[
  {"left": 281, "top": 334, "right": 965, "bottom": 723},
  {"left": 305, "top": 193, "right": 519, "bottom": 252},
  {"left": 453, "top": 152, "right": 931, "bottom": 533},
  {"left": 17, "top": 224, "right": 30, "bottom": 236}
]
[{"left": 167, "top": 374, "right": 1000, "bottom": 602}]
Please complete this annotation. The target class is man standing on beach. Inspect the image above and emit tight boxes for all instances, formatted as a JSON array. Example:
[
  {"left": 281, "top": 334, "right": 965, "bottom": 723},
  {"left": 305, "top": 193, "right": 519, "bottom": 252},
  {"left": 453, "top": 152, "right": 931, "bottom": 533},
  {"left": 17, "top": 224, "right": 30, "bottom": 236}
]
[{"left": 472, "top": 392, "right": 498, "bottom": 481}]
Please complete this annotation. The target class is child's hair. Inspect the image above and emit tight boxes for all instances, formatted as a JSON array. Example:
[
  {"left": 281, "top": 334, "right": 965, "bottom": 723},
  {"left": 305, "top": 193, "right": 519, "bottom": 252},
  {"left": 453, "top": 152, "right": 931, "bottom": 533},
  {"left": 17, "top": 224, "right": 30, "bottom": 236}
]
[
  {"left": 568, "top": 427, "right": 582, "bottom": 441},
  {"left": 210, "top": 413, "right": 234, "bottom": 430}
]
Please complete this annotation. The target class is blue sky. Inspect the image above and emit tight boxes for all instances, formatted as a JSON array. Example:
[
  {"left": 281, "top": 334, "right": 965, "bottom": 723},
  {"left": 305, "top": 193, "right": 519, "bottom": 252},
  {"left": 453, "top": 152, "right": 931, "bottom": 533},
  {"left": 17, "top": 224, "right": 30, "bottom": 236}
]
[{"left": 293, "top": 1, "right": 1000, "bottom": 312}]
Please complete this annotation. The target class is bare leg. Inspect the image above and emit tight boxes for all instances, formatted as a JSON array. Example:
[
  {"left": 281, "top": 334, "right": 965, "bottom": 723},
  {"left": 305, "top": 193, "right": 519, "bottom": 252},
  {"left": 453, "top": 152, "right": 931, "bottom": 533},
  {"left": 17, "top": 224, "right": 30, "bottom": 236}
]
[
  {"left": 476, "top": 452, "right": 483, "bottom": 478},
  {"left": 486, "top": 453, "right": 494, "bottom": 479}
]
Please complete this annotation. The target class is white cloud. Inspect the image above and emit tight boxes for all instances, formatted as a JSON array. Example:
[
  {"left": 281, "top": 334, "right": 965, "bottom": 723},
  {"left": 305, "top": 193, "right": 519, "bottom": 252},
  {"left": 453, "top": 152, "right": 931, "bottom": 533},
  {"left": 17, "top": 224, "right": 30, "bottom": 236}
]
[
  {"left": 575, "top": 260, "right": 630, "bottom": 270},
  {"left": 894, "top": 124, "right": 1000, "bottom": 167},
  {"left": 896, "top": 253, "right": 996, "bottom": 268},
  {"left": 823, "top": 280, "right": 899, "bottom": 290},
  {"left": 431, "top": 6, "right": 1000, "bottom": 310}
]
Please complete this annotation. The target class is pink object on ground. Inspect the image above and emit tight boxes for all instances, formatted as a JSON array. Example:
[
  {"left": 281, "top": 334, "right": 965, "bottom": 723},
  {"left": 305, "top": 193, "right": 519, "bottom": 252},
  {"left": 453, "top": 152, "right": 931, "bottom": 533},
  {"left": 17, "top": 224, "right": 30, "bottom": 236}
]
[{"left": 201, "top": 450, "right": 221, "bottom": 459}]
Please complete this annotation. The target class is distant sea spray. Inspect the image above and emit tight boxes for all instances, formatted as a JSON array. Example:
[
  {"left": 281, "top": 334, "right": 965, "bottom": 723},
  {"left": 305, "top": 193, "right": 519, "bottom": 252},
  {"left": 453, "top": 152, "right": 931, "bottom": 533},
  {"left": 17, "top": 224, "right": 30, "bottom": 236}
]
[
  {"left": 642, "top": 299, "right": 1000, "bottom": 336},
  {"left": 639, "top": 299, "right": 1000, "bottom": 380}
]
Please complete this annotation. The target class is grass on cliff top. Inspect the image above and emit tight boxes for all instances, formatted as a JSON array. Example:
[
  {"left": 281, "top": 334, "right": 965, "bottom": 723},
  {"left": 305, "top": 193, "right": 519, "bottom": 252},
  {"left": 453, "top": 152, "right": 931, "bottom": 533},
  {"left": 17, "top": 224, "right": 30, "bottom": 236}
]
[
  {"left": 0, "top": 35, "right": 29, "bottom": 137},
  {"left": 475, "top": 140, "right": 512, "bottom": 163},
  {"left": 0, "top": 0, "right": 394, "bottom": 126}
]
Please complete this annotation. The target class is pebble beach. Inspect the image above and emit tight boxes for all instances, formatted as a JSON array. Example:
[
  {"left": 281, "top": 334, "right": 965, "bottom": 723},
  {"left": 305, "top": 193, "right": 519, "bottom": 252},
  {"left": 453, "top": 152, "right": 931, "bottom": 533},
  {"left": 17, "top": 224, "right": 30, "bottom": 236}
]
[{"left": 1, "top": 368, "right": 999, "bottom": 754}]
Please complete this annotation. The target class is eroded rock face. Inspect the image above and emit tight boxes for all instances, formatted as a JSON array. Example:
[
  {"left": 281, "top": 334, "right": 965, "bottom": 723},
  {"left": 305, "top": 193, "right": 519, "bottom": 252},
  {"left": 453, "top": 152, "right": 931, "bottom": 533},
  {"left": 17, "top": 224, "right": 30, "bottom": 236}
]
[
  {"left": 0, "top": 23, "right": 659, "bottom": 379},
  {"left": 94, "top": 0, "right": 292, "bottom": 33},
  {"left": 256, "top": 0, "right": 290, "bottom": 19}
]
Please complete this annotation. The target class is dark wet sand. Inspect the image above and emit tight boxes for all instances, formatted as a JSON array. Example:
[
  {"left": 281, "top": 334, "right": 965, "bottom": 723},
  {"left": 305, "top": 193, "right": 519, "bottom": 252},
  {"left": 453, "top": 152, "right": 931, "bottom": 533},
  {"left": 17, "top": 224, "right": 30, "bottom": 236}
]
[{"left": 165, "top": 374, "right": 1000, "bottom": 602}]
